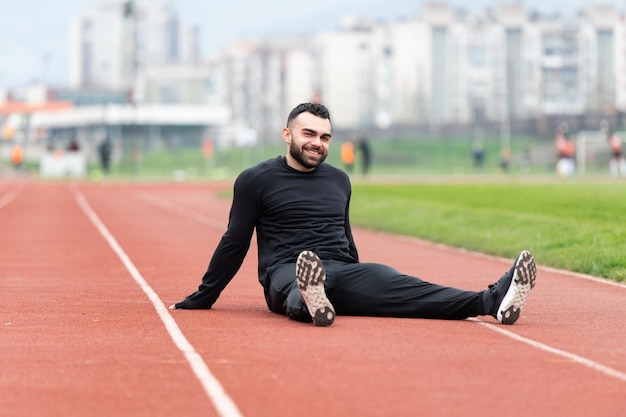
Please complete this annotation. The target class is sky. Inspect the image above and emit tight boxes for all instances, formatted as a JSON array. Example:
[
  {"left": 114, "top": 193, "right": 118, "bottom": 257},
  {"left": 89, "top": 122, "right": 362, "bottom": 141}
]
[{"left": 0, "top": 0, "right": 620, "bottom": 90}]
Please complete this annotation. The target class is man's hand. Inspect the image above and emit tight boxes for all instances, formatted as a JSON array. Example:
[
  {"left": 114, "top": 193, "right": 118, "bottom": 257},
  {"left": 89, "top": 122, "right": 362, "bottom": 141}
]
[{"left": 168, "top": 304, "right": 177, "bottom": 310}]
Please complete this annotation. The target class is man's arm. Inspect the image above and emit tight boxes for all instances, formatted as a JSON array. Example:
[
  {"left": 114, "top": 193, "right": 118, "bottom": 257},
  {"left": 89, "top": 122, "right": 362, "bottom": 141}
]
[
  {"left": 343, "top": 192, "right": 359, "bottom": 261},
  {"left": 170, "top": 173, "right": 260, "bottom": 309}
]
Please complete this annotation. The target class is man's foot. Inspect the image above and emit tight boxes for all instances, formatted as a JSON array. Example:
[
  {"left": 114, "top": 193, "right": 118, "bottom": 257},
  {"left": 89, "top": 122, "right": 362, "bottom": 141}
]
[
  {"left": 486, "top": 250, "right": 537, "bottom": 325},
  {"left": 296, "top": 251, "right": 335, "bottom": 327}
]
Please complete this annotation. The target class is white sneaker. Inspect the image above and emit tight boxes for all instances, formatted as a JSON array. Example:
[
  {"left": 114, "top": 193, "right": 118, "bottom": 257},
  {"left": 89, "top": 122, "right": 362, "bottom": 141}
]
[
  {"left": 296, "top": 251, "right": 335, "bottom": 326},
  {"left": 487, "top": 250, "right": 537, "bottom": 325}
]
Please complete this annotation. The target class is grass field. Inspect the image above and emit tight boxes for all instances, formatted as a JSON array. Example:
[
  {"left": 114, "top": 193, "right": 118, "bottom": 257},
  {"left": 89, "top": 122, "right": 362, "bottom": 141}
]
[{"left": 350, "top": 179, "right": 626, "bottom": 282}]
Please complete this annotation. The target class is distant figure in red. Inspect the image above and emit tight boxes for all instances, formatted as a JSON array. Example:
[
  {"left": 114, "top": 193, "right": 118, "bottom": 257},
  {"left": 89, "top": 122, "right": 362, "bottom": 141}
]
[
  {"left": 340, "top": 141, "right": 355, "bottom": 173},
  {"left": 555, "top": 122, "right": 575, "bottom": 177},
  {"left": 607, "top": 131, "right": 626, "bottom": 177},
  {"left": 11, "top": 144, "right": 24, "bottom": 170}
]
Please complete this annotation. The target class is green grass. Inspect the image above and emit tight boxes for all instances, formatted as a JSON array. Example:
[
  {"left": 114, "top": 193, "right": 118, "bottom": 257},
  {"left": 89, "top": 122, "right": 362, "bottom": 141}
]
[
  {"left": 350, "top": 180, "right": 626, "bottom": 282},
  {"left": 355, "top": 135, "right": 550, "bottom": 175},
  {"left": 107, "top": 144, "right": 287, "bottom": 180}
]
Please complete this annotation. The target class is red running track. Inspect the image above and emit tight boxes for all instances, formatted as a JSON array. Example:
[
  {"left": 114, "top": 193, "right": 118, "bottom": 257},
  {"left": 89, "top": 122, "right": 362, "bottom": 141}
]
[{"left": 1, "top": 179, "right": 625, "bottom": 417}]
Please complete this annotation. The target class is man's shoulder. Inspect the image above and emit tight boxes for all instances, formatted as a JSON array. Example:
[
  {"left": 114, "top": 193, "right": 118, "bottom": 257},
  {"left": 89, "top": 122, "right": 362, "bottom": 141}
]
[
  {"left": 236, "top": 157, "right": 282, "bottom": 184},
  {"left": 320, "top": 162, "right": 351, "bottom": 182},
  {"left": 320, "top": 162, "right": 346, "bottom": 174}
]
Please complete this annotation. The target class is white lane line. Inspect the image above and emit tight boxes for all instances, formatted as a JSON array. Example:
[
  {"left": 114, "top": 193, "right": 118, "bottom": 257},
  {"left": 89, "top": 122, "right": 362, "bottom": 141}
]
[
  {"left": 0, "top": 190, "right": 19, "bottom": 210},
  {"left": 75, "top": 191, "right": 244, "bottom": 417},
  {"left": 135, "top": 191, "right": 225, "bottom": 230},
  {"left": 471, "top": 319, "right": 626, "bottom": 383}
]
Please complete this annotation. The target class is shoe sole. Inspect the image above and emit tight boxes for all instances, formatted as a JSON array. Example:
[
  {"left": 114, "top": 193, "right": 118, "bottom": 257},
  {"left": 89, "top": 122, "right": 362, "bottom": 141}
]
[
  {"left": 497, "top": 250, "right": 537, "bottom": 325},
  {"left": 296, "top": 251, "right": 335, "bottom": 327}
]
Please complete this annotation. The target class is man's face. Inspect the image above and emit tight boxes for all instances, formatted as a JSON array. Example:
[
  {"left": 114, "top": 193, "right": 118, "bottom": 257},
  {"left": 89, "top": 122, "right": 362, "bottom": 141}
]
[{"left": 282, "top": 112, "right": 332, "bottom": 172}]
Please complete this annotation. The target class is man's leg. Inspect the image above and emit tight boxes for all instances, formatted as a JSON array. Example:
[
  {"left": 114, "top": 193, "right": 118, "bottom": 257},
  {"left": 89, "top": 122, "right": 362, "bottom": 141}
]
[
  {"left": 267, "top": 250, "right": 536, "bottom": 325},
  {"left": 326, "top": 250, "right": 536, "bottom": 324},
  {"left": 610, "top": 158, "right": 618, "bottom": 176},
  {"left": 326, "top": 261, "right": 484, "bottom": 320},
  {"left": 619, "top": 157, "right": 626, "bottom": 176},
  {"left": 264, "top": 262, "right": 315, "bottom": 323}
]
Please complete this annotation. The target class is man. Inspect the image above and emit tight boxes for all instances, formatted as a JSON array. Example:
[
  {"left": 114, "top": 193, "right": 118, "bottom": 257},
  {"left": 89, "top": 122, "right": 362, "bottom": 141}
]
[
  {"left": 11, "top": 143, "right": 24, "bottom": 170},
  {"left": 171, "top": 103, "right": 537, "bottom": 327},
  {"left": 357, "top": 135, "right": 372, "bottom": 175},
  {"left": 607, "top": 130, "right": 626, "bottom": 177}
]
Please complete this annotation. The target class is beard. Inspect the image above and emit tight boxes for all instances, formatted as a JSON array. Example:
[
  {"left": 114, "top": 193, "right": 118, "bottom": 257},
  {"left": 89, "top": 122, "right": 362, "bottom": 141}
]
[{"left": 289, "top": 141, "right": 327, "bottom": 169}]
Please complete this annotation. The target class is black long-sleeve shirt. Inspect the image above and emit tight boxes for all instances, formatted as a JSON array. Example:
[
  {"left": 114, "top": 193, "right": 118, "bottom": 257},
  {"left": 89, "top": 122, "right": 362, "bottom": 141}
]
[{"left": 175, "top": 156, "right": 359, "bottom": 309}]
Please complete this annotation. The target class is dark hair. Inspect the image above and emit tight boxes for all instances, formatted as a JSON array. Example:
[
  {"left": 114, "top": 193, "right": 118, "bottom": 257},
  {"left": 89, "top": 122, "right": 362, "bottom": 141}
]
[{"left": 287, "top": 103, "right": 331, "bottom": 126}]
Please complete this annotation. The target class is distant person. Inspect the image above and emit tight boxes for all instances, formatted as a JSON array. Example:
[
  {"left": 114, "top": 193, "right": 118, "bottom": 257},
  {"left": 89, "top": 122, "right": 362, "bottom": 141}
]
[
  {"left": 472, "top": 139, "right": 485, "bottom": 169},
  {"left": 607, "top": 131, "right": 626, "bottom": 177},
  {"left": 340, "top": 141, "right": 355, "bottom": 173},
  {"left": 67, "top": 138, "right": 80, "bottom": 152},
  {"left": 555, "top": 124, "right": 575, "bottom": 177},
  {"left": 10, "top": 144, "right": 24, "bottom": 170},
  {"left": 499, "top": 147, "right": 511, "bottom": 173},
  {"left": 170, "top": 102, "right": 537, "bottom": 328},
  {"left": 357, "top": 135, "right": 372, "bottom": 175},
  {"left": 98, "top": 137, "right": 112, "bottom": 174}
]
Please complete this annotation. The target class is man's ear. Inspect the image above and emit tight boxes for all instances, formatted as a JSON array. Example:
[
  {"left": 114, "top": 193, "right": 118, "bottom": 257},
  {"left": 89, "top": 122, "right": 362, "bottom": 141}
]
[{"left": 281, "top": 127, "right": 291, "bottom": 145}]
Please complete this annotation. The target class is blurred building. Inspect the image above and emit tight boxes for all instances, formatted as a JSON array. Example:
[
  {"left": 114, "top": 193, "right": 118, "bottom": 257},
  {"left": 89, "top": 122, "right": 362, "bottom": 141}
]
[
  {"left": 70, "top": 0, "right": 200, "bottom": 91},
  {"left": 206, "top": 2, "right": 626, "bottom": 138}
]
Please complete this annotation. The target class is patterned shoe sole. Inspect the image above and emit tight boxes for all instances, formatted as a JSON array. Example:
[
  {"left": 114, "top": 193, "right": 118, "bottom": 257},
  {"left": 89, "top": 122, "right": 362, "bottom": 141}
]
[
  {"left": 497, "top": 250, "right": 537, "bottom": 325},
  {"left": 296, "top": 251, "right": 335, "bottom": 327}
]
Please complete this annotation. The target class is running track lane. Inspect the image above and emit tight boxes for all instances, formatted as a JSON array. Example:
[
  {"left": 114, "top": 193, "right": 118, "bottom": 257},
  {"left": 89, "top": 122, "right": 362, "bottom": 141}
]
[
  {"left": 1, "top": 180, "right": 625, "bottom": 417},
  {"left": 1, "top": 181, "right": 222, "bottom": 416}
]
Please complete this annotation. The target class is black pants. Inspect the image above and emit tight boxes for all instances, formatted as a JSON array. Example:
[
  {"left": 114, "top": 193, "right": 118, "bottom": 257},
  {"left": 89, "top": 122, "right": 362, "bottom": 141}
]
[{"left": 264, "top": 260, "right": 485, "bottom": 322}]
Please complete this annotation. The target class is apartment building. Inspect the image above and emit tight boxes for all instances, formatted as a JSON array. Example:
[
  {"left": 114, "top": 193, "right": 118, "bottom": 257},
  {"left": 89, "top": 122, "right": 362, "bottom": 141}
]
[
  {"left": 70, "top": 0, "right": 200, "bottom": 91},
  {"left": 63, "top": 1, "right": 626, "bottom": 139},
  {"left": 209, "top": 2, "right": 626, "bottom": 136}
]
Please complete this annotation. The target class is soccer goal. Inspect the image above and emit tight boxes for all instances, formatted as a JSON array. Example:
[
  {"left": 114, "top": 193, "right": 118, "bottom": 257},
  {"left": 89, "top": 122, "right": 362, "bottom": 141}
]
[{"left": 575, "top": 130, "right": 615, "bottom": 175}]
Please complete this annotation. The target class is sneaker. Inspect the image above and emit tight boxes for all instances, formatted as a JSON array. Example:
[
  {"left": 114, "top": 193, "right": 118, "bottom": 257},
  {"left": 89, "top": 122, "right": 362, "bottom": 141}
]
[
  {"left": 296, "top": 251, "right": 335, "bottom": 327},
  {"left": 487, "top": 250, "right": 537, "bottom": 325}
]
